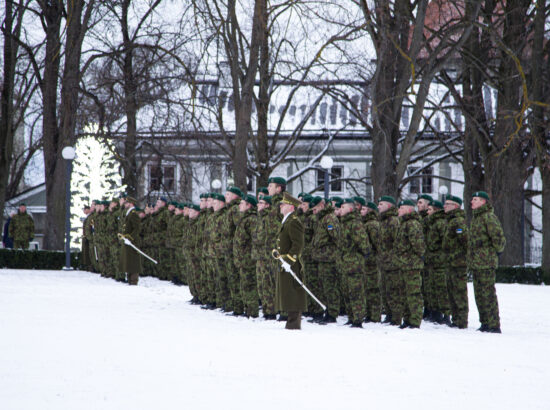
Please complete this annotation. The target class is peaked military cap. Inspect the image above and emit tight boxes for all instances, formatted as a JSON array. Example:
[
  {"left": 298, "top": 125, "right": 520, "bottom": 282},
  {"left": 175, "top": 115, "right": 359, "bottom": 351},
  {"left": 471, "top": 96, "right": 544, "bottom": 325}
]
[
  {"left": 267, "top": 176, "right": 287, "bottom": 186},
  {"left": 417, "top": 194, "right": 433, "bottom": 202},
  {"left": 281, "top": 191, "right": 300, "bottom": 207},
  {"left": 398, "top": 199, "right": 415, "bottom": 207},
  {"left": 227, "top": 186, "right": 243, "bottom": 197},
  {"left": 352, "top": 196, "right": 366, "bottom": 206},
  {"left": 211, "top": 193, "right": 225, "bottom": 202},
  {"left": 378, "top": 195, "right": 396, "bottom": 205},
  {"left": 367, "top": 201, "right": 378, "bottom": 211},
  {"left": 430, "top": 200, "right": 444, "bottom": 209},
  {"left": 125, "top": 196, "right": 138, "bottom": 205},
  {"left": 310, "top": 196, "right": 323, "bottom": 207},
  {"left": 243, "top": 194, "right": 257, "bottom": 207},
  {"left": 472, "top": 191, "right": 489, "bottom": 201},
  {"left": 447, "top": 195, "right": 463, "bottom": 206},
  {"left": 260, "top": 195, "right": 272, "bottom": 205}
]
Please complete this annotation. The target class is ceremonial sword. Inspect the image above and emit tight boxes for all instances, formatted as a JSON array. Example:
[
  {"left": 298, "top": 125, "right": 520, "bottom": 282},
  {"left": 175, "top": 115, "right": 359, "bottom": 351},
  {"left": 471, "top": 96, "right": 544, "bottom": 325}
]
[{"left": 118, "top": 234, "right": 158, "bottom": 264}]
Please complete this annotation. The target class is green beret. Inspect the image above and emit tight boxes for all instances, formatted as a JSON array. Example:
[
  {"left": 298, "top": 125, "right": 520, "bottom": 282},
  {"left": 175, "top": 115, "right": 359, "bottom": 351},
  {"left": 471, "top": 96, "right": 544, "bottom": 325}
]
[
  {"left": 297, "top": 192, "right": 308, "bottom": 199},
  {"left": 260, "top": 195, "right": 272, "bottom": 205},
  {"left": 330, "top": 196, "right": 344, "bottom": 204},
  {"left": 429, "top": 200, "right": 444, "bottom": 209},
  {"left": 417, "top": 194, "right": 433, "bottom": 202},
  {"left": 205, "top": 192, "right": 213, "bottom": 198},
  {"left": 169, "top": 201, "right": 178, "bottom": 206},
  {"left": 311, "top": 196, "right": 323, "bottom": 207},
  {"left": 119, "top": 193, "right": 128, "bottom": 198},
  {"left": 378, "top": 195, "right": 396, "bottom": 205},
  {"left": 447, "top": 195, "right": 463, "bottom": 206},
  {"left": 398, "top": 199, "right": 415, "bottom": 207},
  {"left": 367, "top": 201, "right": 378, "bottom": 211},
  {"left": 343, "top": 198, "right": 355, "bottom": 204},
  {"left": 199, "top": 193, "right": 207, "bottom": 199},
  {"left": 258, "top": 187, "right": 269, "bottom": 195},
  {"left": 135, "top": 207, "right": 143, "bottom": 212},
  {"left": 352, "top": 196, "right": 366, "bottom": 206},
  {"left": 227, "top": 186, "right": 243, "bottom": 198},
  {"left": 334, "top": 201, "right": 343, "bottom": 208},
  {"left": 472, "top": 191, "right": 489, "bottom": 201},
  {"left": 243, "top": 194, "right": 257, "bottom": 207},
  {"left": 302, "top": 194, "right": 313, "bottom": 203},
  {"left": 267, "top": 176, "right": 287, "bottom": 186},
  {"left": 191, "top": 204, "right": 200, "bottom": 212},
  {"left": 211, "top": 193, "right": 225, "bottom": 202}
]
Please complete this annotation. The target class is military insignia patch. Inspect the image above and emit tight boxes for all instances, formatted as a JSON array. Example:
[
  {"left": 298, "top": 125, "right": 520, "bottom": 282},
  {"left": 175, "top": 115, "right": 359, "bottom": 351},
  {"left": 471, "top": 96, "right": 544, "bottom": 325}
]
[
  {"left": 327, "top": 224, "right": 334, "bottom": 230},
  {"left": 456, "top": 228, "right": 463, "bottom": 234}
]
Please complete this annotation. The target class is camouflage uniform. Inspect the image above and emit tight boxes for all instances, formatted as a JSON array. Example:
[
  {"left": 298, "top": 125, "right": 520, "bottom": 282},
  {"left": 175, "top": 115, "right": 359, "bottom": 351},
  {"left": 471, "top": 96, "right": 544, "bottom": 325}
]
[
  {"left": 213, "top": 206, "right": 232, "bottom": 310},
  {"left": 299, "top": 209, "right": 322, "bottom": 317},
  {"left": 114, "top": 205, "right": 126, "bottom": 281},
  {"left": 154, "top": 207, "right": 171, "bottom": 280},
  {"left": 425, "top": 209, "right": 451, "bottom": 318},
  {"left": 377, "top": 206, "right": 400, "bottom": 321},
  {"left": 94, "top": 210, "right": 108, "bottom": 276},
  {"left": 196, "top": 209, "right": 209, "bottom": 303},
  {"left": 338, "top": 210, "right": 371, "bottom": 325},
  {"left": 442, "top": 208, "right": 469, "bottom": 328},
  {"left": 234, "top": 207, "right": 259, "bottom": 317},
  {"left": 203, "top": 208, "right": 218, "bottom": 306},
  {"left": 104, "top": 206, "right": 119, "bottom": 278},
  {"left": 224, "top": 198, "right": 243, "bottom": 313},
  {"left": 311, "top": 205, "right": 341, "bottom": 320},
  {"left": 419, "top": 209, "right": 433, "bottom": 314},
  {"left": 468, "top": 203, "right": 506, "bottom": 330},
  {"left": 185, "top": 215, "right": 200, "bottom": 299},
  {"left": 363, "top": 211, "right": 381, "bottom": 322},
  {"left": 140, "top": 213, "right": 155, "bottom": 276},
  {"left": 88, "top": 212, "right": 100, "bottom": 273},
  {"left": 83, "top": 213, "right": 95, "bottom": 271},
  {"left": 9, "top": 210, "right": 34, "bottom": 249},
  {"left": 395, "top": 211, "right": 425, "bottom": 327}
]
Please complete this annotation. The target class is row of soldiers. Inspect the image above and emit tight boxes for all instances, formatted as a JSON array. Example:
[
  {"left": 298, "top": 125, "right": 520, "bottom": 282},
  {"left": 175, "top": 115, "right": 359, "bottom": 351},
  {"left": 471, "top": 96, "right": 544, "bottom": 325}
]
[{"left": 81, "top": 177, "right": 505, "bottom": 332}]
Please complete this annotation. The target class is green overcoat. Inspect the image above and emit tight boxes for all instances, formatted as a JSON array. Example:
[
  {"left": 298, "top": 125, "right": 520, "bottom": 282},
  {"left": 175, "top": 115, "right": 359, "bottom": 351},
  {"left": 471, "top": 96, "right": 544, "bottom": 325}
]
[
  {"left": 275, "top": 212, "right": 307, "bottom": 312},
  {"left": 119, "top": 208, "right": 142, "bottom": 274}
]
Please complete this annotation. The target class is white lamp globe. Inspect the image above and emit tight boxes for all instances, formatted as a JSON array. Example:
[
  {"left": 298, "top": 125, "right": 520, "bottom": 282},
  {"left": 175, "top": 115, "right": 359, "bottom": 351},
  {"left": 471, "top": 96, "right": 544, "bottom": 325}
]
[
  {"left": 438, "top": 185, "right": 448, "bottom": 196},
  {"left": 211, "top": 179, "right": 222, "bottom": 189},
  {"left": 62, "top": 146, "right": 76, "bottom": 160},
  {"left": 320, "top": 155, "right": 334, "bottom": 170}
]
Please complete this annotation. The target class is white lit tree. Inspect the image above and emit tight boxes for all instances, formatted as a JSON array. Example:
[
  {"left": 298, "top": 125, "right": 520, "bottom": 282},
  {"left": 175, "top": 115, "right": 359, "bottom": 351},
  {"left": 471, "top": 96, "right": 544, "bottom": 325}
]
[{"left": 69, "top": 132, "right": 125, "bottom": 249}]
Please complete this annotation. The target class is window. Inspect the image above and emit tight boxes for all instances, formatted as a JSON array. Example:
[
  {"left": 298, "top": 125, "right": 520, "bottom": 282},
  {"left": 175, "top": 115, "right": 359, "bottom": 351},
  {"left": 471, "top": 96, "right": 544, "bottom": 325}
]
[
  {"left": 408, "top": 166, "right": 433, "bottom": 195},
  {"left": 148, "top": 164, "right": 176, "bottom": 193},
  {"left": 316, "top": 166, "right": 343, "bottom": 193}
]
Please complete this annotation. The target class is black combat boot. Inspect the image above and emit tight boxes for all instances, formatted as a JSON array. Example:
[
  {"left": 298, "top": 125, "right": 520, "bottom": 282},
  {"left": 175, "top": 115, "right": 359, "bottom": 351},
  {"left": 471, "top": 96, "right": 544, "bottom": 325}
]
[
  {"left": 321, "top": 313, "right": 337, "bottom": 324},
  {"left": 350, "top": 322, "right": 363, "bottom": 328},
  {"left": 477, "top": 324, "right": 489, "bottom": 332},
  {"left": 399, "top": 321, "right": 410, "bottom": 329},
  {"left": 432, "top": 311, "right": 443, "bottom": 324},
  {"left": 438, "top": 314, "right": 452, "bottom": 326},
  {"left": 423, "top": 308, "right": 431, "bottom": 319},
  {"left": 486, "top": 327, "right": 502, "bottom": 333},
  {"left": 263, "top": 314, "right": 277, "bottom": 320},
  {"left": 382, "top": 314, "right": 392, "bottom": 324}
]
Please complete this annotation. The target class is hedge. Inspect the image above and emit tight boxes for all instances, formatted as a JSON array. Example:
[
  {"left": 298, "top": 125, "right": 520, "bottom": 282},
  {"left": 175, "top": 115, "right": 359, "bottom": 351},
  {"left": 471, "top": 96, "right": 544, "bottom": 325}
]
[
  {"left": 0, "top": 248, "right": 80, "bottom": 270},
  {"left": 495, "top": 266, "right": 548, "bottom": 285}
]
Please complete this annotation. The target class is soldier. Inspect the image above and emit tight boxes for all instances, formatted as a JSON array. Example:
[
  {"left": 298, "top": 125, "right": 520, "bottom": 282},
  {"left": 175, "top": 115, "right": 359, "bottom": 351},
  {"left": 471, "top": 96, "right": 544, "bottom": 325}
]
[
  {"left": 119, "top": 196, "right": 142, "bottom": 285},
  {"left": 425, "top": 200, "right": 451, "bottom": 325},
  {"left": 395, "top": 200, "right": 425, "bottom": 328},
  {"left": 152, "top": 197, "right": 170, "bottom": 280},
  {"left": 80, "top": 205, "right": 92, "bottom": 270},
  {"left": 171, "top": 204, "right": 187, "bottom": 285},
  {"left": 140, "top": 204, "right": 155, "bottom": 277},
  {"left": 443, "top": 195, "right": 469, "bottom": 329},
  {"left": 275, "top": 192, "right": 306, "bottom": 330},
  {"left": 257, "top": 187, "right": 269, "bottom": 199},
  {"left": 94, "top": 201, "right": 108, "bottom": 276},
  {"left": 186, "top": 204, "right": 202, "bottom": 304},
  {"left": 87, "top": 200, "right": 100, "bottom": 273},
  {"left": 165, "top": 201, "right": 180, "bottom": 283},
  {"left": 338, "top": 199, "right": 371, "bottom": 327},
  {"left": 311, "top": 198, "right": 341, "bottom": 323},
  {"left": 234, "top": 194, "right": 260, "bottom": 318},
  {"left": 360, "top": 201, "right": 381, "bottom": 323},
  {"left": 223, "top": 186, "right": 244, "bottom": 313},
  {"left": 195, "top": 194, "right": 210, "bottom": 304},
  {"left": 377, "top": 196, "right": 400, "bottom": 325},
  {"left": 9, "top": 203, "right": 34, "bottom": 249},
  {"left": 204, "top": 193, "right": 226, "bottom": 310},
  {"left": 468, "top": 191, "right": 505, "bottom": 333},
  {"left": 416, "top": 194, "right": 433, "bottom": 320},
  {"left": 267, "top": 176, "right": 286, "bottom": 211}
]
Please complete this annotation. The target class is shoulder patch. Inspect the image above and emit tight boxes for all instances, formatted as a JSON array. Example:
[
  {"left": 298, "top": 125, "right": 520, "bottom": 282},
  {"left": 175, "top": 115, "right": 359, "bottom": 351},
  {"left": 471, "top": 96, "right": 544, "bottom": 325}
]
[
  {"left": 327, "top": 224, "right": 334, "bottom": 230},
  {"left": 456, "top": 228, "right": 463, "bottom": 234}
]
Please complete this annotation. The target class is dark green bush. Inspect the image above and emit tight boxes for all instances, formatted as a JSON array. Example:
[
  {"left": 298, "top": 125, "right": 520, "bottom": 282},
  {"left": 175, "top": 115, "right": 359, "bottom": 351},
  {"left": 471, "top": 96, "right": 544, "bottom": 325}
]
[
  {"left": 0, "top": 249, "right": 80, "bottom": 270},
  {"left": 495, "top": 266, "right": 545, "bottom": 285}
]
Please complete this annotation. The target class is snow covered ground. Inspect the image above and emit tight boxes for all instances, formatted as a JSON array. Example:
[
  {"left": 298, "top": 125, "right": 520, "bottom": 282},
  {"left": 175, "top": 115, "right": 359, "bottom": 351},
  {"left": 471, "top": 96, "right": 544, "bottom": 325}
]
[{"left": 1, "top": 269, "right": 548, "bottom": 410}]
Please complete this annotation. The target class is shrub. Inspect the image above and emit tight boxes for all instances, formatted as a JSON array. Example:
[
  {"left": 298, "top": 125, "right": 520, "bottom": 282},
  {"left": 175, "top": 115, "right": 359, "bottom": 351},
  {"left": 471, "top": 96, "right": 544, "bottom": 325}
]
[{"left": 0, "top": 249, "right": 80, "bottom": 270}]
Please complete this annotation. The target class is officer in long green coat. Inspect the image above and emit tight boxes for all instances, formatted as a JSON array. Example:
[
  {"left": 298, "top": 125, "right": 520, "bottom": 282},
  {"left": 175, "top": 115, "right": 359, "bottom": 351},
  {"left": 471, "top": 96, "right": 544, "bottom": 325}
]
[
  {"left": 119, "top": 196, "right": 142, "bottom": 285},
  {"left": 275, "top": 192, "right": 306, "bottom": 330},
  {"left": 468, "top": 191, "right": 505, "bottom": 333}
]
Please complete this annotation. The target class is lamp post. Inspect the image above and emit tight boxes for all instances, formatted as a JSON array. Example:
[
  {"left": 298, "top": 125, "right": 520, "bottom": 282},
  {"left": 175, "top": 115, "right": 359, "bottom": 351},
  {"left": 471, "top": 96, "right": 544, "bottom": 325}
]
[
  {"left": 62, "top": 146, "right": 76, "bottom": 270},
  {"left": 438, "top": 185, "right": 448, "bottom": 203},
  {"left": 320, "top": 155, "right": 334, "bottom": 201},
  {"left": 211, "top": 179, "right": 222, "bottom": 192}
]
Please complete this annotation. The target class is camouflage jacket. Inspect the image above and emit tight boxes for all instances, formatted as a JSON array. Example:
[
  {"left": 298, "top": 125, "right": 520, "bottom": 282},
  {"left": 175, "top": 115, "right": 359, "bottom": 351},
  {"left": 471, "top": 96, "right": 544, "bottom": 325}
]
[
  {"left": 424, "top": 209, "right": 447, "bottom": 267},
  {"left": 251, "top": 209, "right": 266, "bottom": 261},
  {"left": 338, "top": 210, "right": 371, "bottom": 268},
  {"left": 419, "top": 209, "right": 430, "bottom": 237},
  {"left": 377, "top": 207, "right": 400, "bottom": 270},
  {"left": 140, "top": 214, "right": 154, "bottom": 248},
  {"left": 270, "top": 193, "right": 283, "bottom": 222},
  {"left": 9, "top": 211, "right": 34, "bottom": 242},
  {"left": 394, "top": 211, "right": 425, "bottom": 270},
  {"left": 202, "top": 208, "right": 216, "bottom": 258},
  {"left": 94, "top": 212, "right": 107, "bottom": 246},
  {"left": 467, "top": 203, "right": 506, "bottom": 270},
  {"left": 166, "top": 212, "right": 181, "bottom": 248},
  {"left": 298, "top": 209, "right": 316, "bottom": 261},
  {"left": 233, "top": 208, "right": 257, "bottom": 268},
  {"left": 105, "top": 207, "right": 120, "bottom": 246},
  {"left": 311, "top": 206, "right": 341, "bottom": 263},
  {"left": 363, "top": 211, "right": 380, "bottom": 267},
  {"left": 186, "top": 217, "right": 200, "bottom": 259},
  {"left": 442, "top": 208, "right": 468, "bottom": 268},
  {"left": 151, "top": 207, "right": 169, "bottom": 246}
]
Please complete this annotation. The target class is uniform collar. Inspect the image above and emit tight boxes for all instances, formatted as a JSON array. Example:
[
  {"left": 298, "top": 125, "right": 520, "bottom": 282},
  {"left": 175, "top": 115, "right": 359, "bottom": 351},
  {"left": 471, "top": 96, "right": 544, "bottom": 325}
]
[{"left": 281, "top": 210, "right": 294, "bottom": 225}]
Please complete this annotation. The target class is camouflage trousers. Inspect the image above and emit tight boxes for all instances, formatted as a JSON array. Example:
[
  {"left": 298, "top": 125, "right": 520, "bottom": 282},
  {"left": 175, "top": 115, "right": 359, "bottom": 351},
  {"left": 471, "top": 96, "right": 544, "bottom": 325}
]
[
  {"left": 421, "top": 269, "right": 432, "bottom": 310},
  {"left": 204, "top": 258, "right": 217, "bottom": 304},
  {"left": 364, "top": 265, "right": 381, "bottom": 322},
  {"left": 173, "top": 249, "right": 185, "bottom": 284},
  {"left": 110, "top": 242, "right": 125, "bottom": 281},
  {"left": 227, "top": 257, "right": 244, "bottom": 314},
  {"left": 379, "top": 267, "right": 391, "bottom": 316},
  {"left": 187, "top": 255, "right": 200, "bottom": 299},
  {"left": 429, "top": 267, "right": 450, "bottom": 315},
  {"left": 303, "top": 259, "right": 324, "bottom": 316},
  {"left": 256, "top": 259, "right": 277, "bottom": 316},
  {"left": 472, "top": 269, "right": 500, "bottom": 329},
  {"left": 157, "top": 247, "right": 171, "bottom": 280},
  {"left": 341, "top": 265, "right": 366, "bottom": 324},
  {"left": 90, "top": 241, "right": 100, "bottom": 273},
  {"left": 401, "top": 269, "right": 423, "bottom": 327},
  {"left": 383, "top": 268, "right": 404, "bottom": 324},
  {"left": 197, "top": 257, "right": 209, "bottom": 303},
  {"left": 214, "top": 256, "right": 231, "bottom": 309},
  {"left": 240, "top": 267, "right": 259, "bottom": 317},
  {"left": 317, "top": 261, "right": 341, "bottom": 319},
  {"left": 447, "top": 267, "right": 469, "bottom": 328}
]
